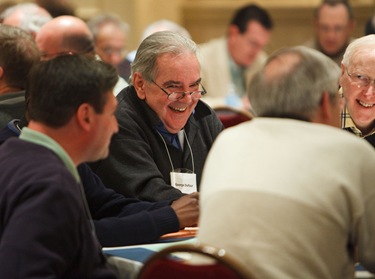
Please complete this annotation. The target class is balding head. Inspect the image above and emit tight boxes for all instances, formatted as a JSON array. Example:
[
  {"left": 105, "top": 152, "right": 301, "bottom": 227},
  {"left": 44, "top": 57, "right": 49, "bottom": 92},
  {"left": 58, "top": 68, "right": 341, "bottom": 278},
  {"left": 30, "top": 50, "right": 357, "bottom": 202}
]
[
  {"left": 249, "top": 46, "right": 341, "bottom": 124},
  {"left": 36, "top": 15, "right": 94, "bottom": 60}
]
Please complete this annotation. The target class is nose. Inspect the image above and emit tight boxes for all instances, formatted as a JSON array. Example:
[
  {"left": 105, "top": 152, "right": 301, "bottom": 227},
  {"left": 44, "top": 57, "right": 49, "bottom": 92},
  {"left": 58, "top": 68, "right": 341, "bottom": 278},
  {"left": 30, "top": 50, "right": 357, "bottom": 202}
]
[
  {"left": 179, "top": 92, "right": 194, "bottom": 102},
  {"left": 113, "top": 117, "right": 119, "bottom": 134},
  {"left": 110, "top": 53, "right": 123, "bottom": 64},
  {"left": 364, "top": 82, "right": 375, "bottom": 96}
]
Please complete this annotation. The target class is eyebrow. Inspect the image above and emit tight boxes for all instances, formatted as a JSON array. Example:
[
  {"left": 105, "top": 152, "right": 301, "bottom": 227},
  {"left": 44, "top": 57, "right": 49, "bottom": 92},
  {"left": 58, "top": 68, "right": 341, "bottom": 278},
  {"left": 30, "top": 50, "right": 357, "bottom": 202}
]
[{"left": 162, "top": 78, "right": 202, "bottom": 87}]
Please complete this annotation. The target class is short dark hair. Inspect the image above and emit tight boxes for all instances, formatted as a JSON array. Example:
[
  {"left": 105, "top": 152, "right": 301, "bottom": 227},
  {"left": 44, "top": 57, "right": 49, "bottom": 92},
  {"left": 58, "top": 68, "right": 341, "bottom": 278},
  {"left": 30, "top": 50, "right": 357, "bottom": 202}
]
[
  {"left": 230, "top": 4, "right": 273, "bottom": 34},
  {"left": 315, "top": 0, "right": 354, "bottom": 20},
  {"left": 27, "top": 55, "right": 118, "bottom": 127},
  {"left": 0, "top": 24, "right": 40, "bottom": 89}
]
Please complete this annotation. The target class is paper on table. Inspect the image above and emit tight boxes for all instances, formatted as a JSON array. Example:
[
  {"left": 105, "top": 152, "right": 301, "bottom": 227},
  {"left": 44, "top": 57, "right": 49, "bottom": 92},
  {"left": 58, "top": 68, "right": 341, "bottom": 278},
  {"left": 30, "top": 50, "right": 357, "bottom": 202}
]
[{"left": 160, "top": 227, "right": 198, "bottom": 240}]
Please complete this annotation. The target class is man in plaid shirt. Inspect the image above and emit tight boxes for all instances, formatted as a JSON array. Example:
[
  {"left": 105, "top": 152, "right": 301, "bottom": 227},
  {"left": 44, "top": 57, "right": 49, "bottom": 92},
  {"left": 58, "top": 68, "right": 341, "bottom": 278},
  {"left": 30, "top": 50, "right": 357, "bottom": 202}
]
[{"left": 340, "top": 34, "right": 375, "bottom": 147}]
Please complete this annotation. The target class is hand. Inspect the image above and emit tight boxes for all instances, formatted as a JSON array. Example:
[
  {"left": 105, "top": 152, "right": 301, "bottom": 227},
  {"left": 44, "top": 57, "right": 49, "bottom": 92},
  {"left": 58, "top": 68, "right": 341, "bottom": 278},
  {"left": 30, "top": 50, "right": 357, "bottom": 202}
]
[{"left": 171, "top": 192, "right": 199, "bottom": 229}]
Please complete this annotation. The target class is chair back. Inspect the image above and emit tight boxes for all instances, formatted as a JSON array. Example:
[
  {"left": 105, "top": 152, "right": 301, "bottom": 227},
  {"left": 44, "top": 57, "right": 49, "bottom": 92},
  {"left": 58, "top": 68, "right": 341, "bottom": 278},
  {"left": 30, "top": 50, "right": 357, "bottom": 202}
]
[
  {"left": 137, "top": 243, "right": 254, "bottom": 279},
  {"left": 214, "top": 106, "right": 253, "bottom": 128}
]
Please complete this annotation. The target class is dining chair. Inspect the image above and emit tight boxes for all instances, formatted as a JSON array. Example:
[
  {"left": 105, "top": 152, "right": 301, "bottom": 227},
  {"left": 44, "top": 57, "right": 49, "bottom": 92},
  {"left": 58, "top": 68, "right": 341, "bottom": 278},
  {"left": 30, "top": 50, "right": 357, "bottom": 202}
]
[
  {"left": 214, "top": 105, "right": 253, "bottom": 128},
  {"left": 137, "top": 242, "right": 255, "bottom": 279}
]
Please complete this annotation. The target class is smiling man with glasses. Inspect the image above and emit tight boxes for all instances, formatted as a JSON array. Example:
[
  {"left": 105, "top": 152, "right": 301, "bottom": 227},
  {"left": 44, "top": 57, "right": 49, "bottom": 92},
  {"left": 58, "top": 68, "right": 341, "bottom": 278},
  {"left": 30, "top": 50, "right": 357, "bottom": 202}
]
[
  {"left": 91, "top": 31, "right": 224, "bottom": 202},
  {"left": 340, "top": 34, "right": 375, "bottom": 145}
]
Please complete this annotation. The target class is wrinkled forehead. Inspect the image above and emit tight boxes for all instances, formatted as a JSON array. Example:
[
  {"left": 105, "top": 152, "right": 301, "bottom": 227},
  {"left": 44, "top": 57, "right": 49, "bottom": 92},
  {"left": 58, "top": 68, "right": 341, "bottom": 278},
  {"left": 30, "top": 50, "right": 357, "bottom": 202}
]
[
  {"left": 154, "top": 52, "right": 200, "bottom": 77},
  {"left": 349, "top": 46, "right": 375, "bottom": 68}
]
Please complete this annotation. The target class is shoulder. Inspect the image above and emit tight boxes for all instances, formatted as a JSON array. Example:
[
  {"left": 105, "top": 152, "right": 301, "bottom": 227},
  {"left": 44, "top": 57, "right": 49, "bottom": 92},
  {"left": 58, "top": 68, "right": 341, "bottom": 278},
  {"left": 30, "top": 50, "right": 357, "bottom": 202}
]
[
  {"left": 198, "top": 37, "right": 226, "bottom": 56},
  {"left": 302, "top": 38, "right": 318, "bottom": 49}
]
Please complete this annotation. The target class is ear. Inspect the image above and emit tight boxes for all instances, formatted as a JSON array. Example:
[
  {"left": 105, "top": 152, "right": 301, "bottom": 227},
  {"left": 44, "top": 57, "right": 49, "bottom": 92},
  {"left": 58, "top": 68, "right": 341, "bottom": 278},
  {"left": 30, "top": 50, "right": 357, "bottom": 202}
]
[
  {"left": 0, "top": 67, "right": 4, "bottom": 79},
  {"left": 339, "top": 62, "right": 346, "bottom": 89},
  {"left": 76, "top": 103, "right": 94, "bottom": 132},
  {"left": 315, "top": 91, "right": 340, "bottom": 127},
  {"left": 228, "top": 24, "right": 240, "bottom": 37},
  {"left": 319, "top": 91, "right": 332, "bottom": 121},
  {"left": 132, "top": 72, "right": 147, "bottom": 100}
]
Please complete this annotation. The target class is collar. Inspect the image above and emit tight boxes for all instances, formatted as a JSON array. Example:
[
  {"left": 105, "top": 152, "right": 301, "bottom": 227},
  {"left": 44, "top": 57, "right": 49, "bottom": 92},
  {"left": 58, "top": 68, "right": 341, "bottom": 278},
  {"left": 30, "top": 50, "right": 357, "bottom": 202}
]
[
  {"left": 341, "top": 104, "right": 375, "bottom": 138},
  {"left": 154, "top": 122, "right": 182, "bottom": 150},
  {"left": 19, "top": 127, "right": 80, "bottom": 182}
]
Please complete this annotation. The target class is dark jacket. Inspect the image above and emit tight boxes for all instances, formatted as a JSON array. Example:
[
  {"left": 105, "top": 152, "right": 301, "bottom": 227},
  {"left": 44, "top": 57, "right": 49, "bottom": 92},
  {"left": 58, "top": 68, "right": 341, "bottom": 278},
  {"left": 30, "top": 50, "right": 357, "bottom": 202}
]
[
  {"left": 0, "top": 138, "right": 117, "bottom": 278},
  {"left": 0, "top": 121, "right": 180, "bottom": 247},
  {"left": 92, "top": 85, "right": 224, "bottom": 202}
]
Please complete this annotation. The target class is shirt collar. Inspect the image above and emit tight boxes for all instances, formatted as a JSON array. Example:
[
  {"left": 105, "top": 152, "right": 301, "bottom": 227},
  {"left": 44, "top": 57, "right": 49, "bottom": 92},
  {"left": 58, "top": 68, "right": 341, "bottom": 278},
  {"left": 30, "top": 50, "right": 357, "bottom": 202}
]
[
  {"left": 19, "top": 127, "right": 80, "bottom": 182},
  {"left": 154, "top": 122, "right": 181, "bottom": 150},
  {"left": 341, "top": 104, "right": 375, "bottom": 138}
]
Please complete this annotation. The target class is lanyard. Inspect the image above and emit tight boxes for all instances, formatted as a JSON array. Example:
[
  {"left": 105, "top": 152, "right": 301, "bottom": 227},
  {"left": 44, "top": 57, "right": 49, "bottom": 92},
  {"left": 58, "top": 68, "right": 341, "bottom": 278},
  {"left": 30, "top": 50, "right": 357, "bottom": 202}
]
[{"left": 156, "top": 129, "right": 195, "bottom": 173}]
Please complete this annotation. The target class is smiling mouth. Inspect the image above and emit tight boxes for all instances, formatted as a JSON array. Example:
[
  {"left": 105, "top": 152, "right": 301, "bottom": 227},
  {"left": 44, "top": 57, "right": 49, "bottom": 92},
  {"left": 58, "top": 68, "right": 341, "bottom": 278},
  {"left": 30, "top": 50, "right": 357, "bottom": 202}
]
[
  {"left": 170, "top": 106, "right": 187, "bottom": 112},
  {"left": 357, "top": 99, "right": 375, "bottom": 108}
]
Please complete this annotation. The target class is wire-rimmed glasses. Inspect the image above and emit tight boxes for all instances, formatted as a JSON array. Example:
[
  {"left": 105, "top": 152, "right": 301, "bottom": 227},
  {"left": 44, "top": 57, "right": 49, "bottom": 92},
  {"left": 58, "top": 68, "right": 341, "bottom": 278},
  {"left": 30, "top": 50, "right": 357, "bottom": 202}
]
[
  {"left": 151, "top": 80, "right": 207, "bottom": 101},
  {"left": 346, "top": 71, "right": 375, "bottom": 88}
]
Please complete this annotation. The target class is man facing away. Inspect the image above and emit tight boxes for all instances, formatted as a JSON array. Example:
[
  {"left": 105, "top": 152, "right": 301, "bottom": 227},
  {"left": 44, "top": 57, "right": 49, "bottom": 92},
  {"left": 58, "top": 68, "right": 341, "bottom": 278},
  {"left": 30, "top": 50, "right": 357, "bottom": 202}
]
[
  {"left": 199, "top": 3, "right": 273, "bottom": 110},
  {"left": 303, "top": 0, "right": 355, "bottom": 66},
  {"left": 0, "top": 55, "right": 119, "bottom": 278},
  {"left": 198, "top": 46, "right": 375, "bottom": 278}
]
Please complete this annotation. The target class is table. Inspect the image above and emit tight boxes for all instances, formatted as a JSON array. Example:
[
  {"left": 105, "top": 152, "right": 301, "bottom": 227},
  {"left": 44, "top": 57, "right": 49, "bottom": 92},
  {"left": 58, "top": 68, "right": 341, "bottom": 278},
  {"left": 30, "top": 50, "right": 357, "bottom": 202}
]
[
  {"left": 102, "top": 228, "right": 375, "bottom": 279},
  {"left": 102, "top": 230, "right": 197, "bottom": 279}
]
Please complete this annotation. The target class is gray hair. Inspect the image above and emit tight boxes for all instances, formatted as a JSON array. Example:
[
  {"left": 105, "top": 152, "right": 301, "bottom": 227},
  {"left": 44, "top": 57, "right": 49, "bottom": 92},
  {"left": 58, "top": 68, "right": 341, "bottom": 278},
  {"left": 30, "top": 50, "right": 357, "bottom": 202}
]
[
  {"left": 342, "top": 34, "right": 375, "bottom": 67},
  {"left": 131, "top": 30, "right": 198, "bottom": 82},
  {"left": 249, "top": 46, "right": 340, "bottom": 120},
  {"left": 0, "top": 3, "right": 52, "bottom": 33},
  {"left": 87, "top": 13, "right": 129, "bottom": 40}
]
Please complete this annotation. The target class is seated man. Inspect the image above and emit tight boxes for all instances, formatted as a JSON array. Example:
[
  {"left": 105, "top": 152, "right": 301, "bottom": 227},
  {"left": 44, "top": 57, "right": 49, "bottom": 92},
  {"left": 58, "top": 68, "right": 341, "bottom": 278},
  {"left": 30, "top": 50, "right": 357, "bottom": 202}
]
[
  {"left": 0, "top": 121, "right": 199, "bottom": 247},
  {"left": 0, "top": 55, "right": 119, "bottom": 278},
  {"left": 340, "top": 34, "right": 375, "bottom": 147},
  {"left": 199, "top": 4, "right": 273, "bottom": 110},
  {"left": 92, "top": 31, "right": 224, "bottom": 202},
  {"left": 0, "top": 24, "right": 199, "bottom": 248},
  {"left": 197, "top": 46, "right": 375, "bottom": 278},
  {"left": 87, "top": 13, "right": 131, "bottom": 82}
]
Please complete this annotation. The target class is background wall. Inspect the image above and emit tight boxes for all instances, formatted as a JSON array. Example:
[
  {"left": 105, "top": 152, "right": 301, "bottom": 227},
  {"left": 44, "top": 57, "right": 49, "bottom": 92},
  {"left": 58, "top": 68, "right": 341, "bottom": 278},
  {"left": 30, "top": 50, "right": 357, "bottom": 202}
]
[{"left": 4, "top": 0, "right": 375, "bottom": 53}]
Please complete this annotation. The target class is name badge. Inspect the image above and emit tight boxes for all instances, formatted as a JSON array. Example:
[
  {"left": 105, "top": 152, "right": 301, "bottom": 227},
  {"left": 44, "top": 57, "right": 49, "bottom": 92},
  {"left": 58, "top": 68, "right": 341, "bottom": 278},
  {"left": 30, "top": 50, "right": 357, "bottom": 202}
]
[{"left": 170, "top": 168, "right": 197, "bottom": 194}]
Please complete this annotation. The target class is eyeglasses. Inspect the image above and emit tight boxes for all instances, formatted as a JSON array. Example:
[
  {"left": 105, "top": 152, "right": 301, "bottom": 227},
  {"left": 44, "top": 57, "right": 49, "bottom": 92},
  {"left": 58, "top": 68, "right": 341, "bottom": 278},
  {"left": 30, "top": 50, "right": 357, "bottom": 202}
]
[
  {"left": 99, "top": 47, "right": 127, "bottom": 57},
  {"left": 151, "top": 80, "right": 207, "bottom": 101},
  {"left": 346, "top": 71, "right": 375, "bottom": 88}
]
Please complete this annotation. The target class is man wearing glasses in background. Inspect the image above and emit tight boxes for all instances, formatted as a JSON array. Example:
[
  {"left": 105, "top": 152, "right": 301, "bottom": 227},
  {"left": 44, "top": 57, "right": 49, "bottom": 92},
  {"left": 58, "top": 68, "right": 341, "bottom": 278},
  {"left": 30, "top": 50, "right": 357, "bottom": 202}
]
[
  {"left": 340, "top": 34, "right": 375, "bottom": 147},
  {"left": 91, "top": 31, "right": 224, "bottom": 202}
]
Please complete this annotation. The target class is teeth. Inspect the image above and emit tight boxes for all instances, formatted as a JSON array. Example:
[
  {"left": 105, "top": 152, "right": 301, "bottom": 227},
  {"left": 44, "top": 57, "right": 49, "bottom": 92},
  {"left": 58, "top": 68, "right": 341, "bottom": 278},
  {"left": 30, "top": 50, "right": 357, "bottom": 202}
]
[
  {"left": 171, "top": 106, "right": 187, "bottom": 112},
  {"left": 358, "top": 100, "right": 375, "bottom": 108}
]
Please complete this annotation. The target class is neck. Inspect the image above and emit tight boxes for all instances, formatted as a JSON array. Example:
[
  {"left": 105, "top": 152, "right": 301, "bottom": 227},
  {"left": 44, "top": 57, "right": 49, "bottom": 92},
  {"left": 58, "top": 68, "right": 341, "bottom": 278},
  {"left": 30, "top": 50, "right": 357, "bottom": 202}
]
[
  {"left": 357, "top": 123, "right": 375, "bottom": 137},
  {"left": 27, "top": 120, "right": 83, "bottom": 166}
]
